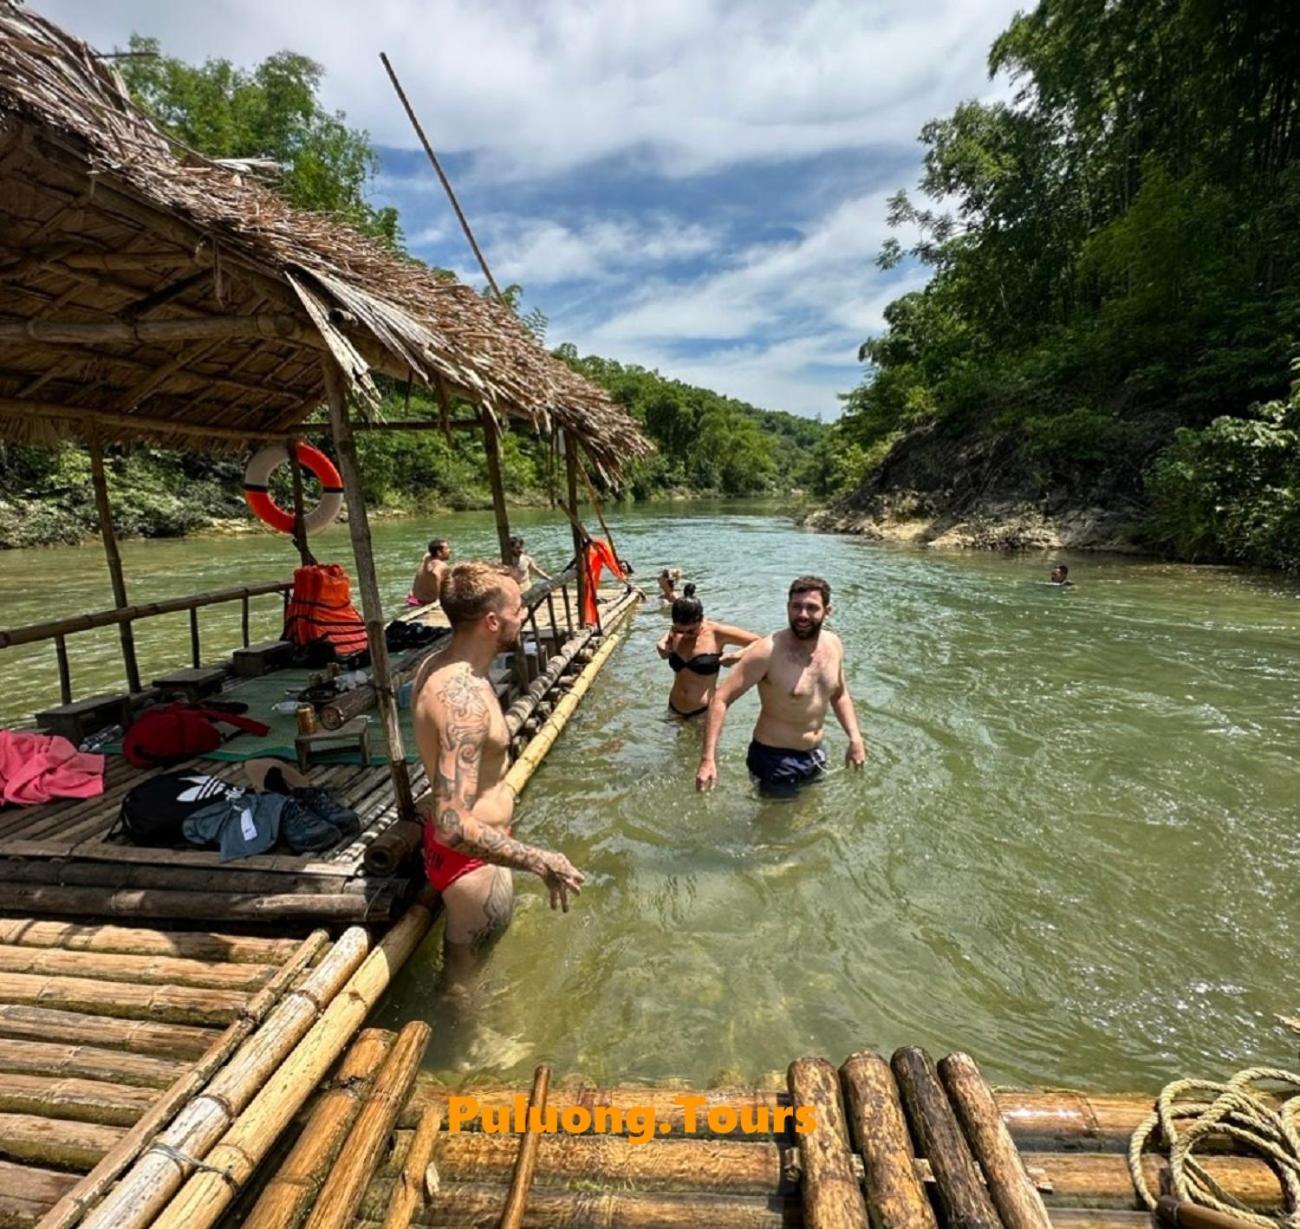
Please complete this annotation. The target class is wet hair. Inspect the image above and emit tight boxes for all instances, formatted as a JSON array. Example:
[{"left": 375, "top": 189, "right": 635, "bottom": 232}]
[
  {"left": 509, "top": 535, "right": 525, "bottom": 552},
  {"left": 788, "top": 575, "right": 831, "bottom": 606},
  {"left": 440, "top": 562, "right": 516, "bottom": 627},
  {"left": 1053, "top": 564, "right": 1069, "bottom": 578},
  {"left": 428, "top": 538, "right": 449, "bottom": 556},
  {"left": 671, "top": 583, "right": 703, "bottom": 626}
]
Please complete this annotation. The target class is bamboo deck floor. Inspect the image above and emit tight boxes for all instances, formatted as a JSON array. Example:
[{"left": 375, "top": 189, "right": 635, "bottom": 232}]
[{"left": 0, "top": 917, "right": 326, "bottom": 1229}]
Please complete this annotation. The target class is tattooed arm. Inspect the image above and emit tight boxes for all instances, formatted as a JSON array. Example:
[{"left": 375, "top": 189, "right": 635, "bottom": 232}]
[{"left": 417, "top": 667, "right": 584, "bottom": 910}]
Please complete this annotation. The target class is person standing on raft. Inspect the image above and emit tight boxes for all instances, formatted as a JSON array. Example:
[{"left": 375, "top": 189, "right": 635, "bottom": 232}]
[
  {"left": 657, "top": 584, "right": 760, "bottom": 719},
  {"left": 410, "top": 538, "right": 452, "bottom": 606},
  {"left": 696, "top": 575, "right": 866, "bottom": 795},
  {"left": 412, "top": 563, "right": 585, "bottom": 983}
]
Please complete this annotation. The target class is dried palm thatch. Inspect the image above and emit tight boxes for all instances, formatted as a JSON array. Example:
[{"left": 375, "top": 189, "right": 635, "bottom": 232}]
[{"left": 0, "top": 3, "right": 652, "bottom": 477}]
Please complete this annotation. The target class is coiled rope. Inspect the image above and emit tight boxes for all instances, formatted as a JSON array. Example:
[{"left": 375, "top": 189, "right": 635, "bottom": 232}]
[{"left": 1128, "top": 1067, "right": 1300, "bottom": 1229}]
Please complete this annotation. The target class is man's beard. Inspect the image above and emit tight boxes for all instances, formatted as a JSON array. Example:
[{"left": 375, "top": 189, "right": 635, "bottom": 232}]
[{"left": 788, "top": 615, "right": 824, "bottom": 641}]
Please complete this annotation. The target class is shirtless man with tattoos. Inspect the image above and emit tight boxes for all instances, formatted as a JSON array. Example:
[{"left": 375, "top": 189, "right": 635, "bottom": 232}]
[
  {"left": 412, "top": 562, "right": 585, "bottom": 983},
  {"left": 696, "top": 575, "right": 867, "bottom": 796}
]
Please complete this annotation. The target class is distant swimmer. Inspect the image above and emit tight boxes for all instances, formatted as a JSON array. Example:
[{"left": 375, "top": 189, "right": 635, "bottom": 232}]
[
  {"left": 1050, "top": 564, "right": 1074, "bottom": 587},
  {"left": 409, "top": 538, "right": 452, "bottom": 606},
  {"left": 696, "top": 575, "right": 866, "bottom": 796},
  {"left": 658, "top": 567, "right": 683, "bottom": 604},
  {"left": 507, "top": 535, "right": 551, "bottom": 588},
  {"left": 656, "top": 585, "right": 760, "bottom": 720}
]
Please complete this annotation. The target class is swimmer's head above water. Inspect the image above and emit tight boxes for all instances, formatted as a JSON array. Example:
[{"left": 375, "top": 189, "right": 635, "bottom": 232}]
[{"left": 671, "top": 583, "right": 704, "bottom": 630}]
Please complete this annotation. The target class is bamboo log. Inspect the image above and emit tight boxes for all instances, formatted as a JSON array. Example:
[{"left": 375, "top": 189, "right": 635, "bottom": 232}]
[
  {"left": 0, "top": 1159, "right": 78, "bottom": 1228},
  {"left": 0, "top": 919, "right": 298, "bottom": 965},
  {"left": 502, "top": 592, "right": 640, "bottom": 797},
  {"left": 1034, "top": 1152, "right": 1284, "bottom": 1211},
  {"left": 939, "top": 1052, "right": 1052, "bottom": 1229},
  {"left": 839, "top": 1051, "right": 937, "bottom": 1229},
  {"left": 362, "top": 820, "right": 423, "bottom": 876},
  {"left": 0, "top": 1006, "right": 215, "bottom": 1061},
  {"left": 0, "top": 945, "right": 272, "bottom": 992},
  {"left": 76, "top": 927, "right": 367, "bottom": 1229},
  {"left": 0, "top": 395, "right": 295, "bottom": 446},
  {"left": 500, "top": 1064, "right": 551, "bottom": 1229},
  {"left": 380, "top": 1103, "right": 444, "bottom": 1229},
  {"left": 318, "top": 645, "right": 438, "bottom": 731},
  {"left": 243, "top": 1029, "right": 396, "bottom": 1229},
  {"left": 565, "top": 432, "right": 589, "bottom": 625},
  {"left": 0, "top": 1112, "right": 124, "bottom": 1170},
  {"left": 0, "top": 1071, "right": 156, "bottom": 1127},
  {"left": 149, "top": 901, "right": 435, "bottom": 1229},
  {"left": 0, "top": 971, "right": 245, "bottom": 1026},
  {"left": 0, "top": 313, "right": 303, "bottom": 345},
  {"left": 0, "top": 1039, "right": 182, "bottom": 1090},
  {"left": 787, "top": 1057, "right": 867, "bottom": 1229},
  {"left": 88, "top": 437, "right": 142, "bottom": 695},
  {"left": 0, "top": 883, "right": 376, "bottom": 922},
  {"left": 504, "top": 622, "right": 598, "bottom": 737},
  {"left": 0, "top": 579, "right": 290, "bottom": 648},
  {"left": 303, "top": 1020, "right": 433, "bottom": 1229},
  {"left": 357, "top": 1181, "right": 801, "bottom": 1228}
]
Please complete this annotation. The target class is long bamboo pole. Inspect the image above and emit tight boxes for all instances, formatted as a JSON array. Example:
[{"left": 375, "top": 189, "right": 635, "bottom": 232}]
[
  {"left": 87, "top": 437, "right": 141, "bottom": 694},
  {"left": 478, "top": 405, "right": 513, "bottom": 564},
  {"left": 0, "top": 919, "right": 301, "bottom": 964},
  {"left": 0, "top": 1006, "right": 214, "bottom": 1063},
  {"left": 577, "top": 448, "right": 621, "bottom": 565},
  {"left": 379, "top": 1103, "right": 443, "bottom": 1229},
  {"left": 789, "top": 1056, "right": 868, "bottom": 1229},
  {"left": 74, "top": 928, "right": 368, "bottom": 1229},
  {"left": 0, "top": 1039, "right": 182, "bottom": 1090},
  {"left": 302, "top": 1020, "right": 432, "bottom": 1229},
  {"left": 499, "top": 1064, "right": 551, "bottom": 1229},
  {"left": 0, "top": 314, "right": 304, "bottom": 345},
  {"left": 242, "top": 1029, "right": 396, "bottom": 1229},
  {"left": 503, "top": 590, "right": 641, "bottom": 798},
  {"left": 323, "top": 356, "right": 415, "bottom": 819},
  {"left": 563, "top": 432, "right": 589, "bottom": 625},
  {"left": 150, "top": 901, "right": 435, "bottom": 1229}
]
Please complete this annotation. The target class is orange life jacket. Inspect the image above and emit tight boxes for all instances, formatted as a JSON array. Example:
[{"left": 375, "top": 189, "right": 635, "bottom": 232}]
[{"left": 282, "top": 563, "right": 369, "bottom": 659}]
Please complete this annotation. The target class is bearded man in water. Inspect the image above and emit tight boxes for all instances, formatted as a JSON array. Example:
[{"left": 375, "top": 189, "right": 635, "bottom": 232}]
[
  {"left": 412, "top": 562, "right": 585, "bottom": 985},
  {"left": 696, "top": 575, "right": 866, "bottom": 795}
]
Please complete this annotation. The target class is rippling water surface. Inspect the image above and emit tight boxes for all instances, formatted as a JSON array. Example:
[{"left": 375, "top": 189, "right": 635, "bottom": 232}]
[{"left": 4, "top": 503, "right": 1299, "bottom": 1089}]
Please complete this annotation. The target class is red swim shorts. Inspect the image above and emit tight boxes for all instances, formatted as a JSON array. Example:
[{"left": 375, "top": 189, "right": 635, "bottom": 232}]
[{"left": 423, "top": 822, "right": 508, "bottom": 892}]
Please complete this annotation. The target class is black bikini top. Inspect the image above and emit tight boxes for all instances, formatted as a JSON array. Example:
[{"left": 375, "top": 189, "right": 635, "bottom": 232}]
[{"left": 669, "top": 650, "right": 722, "bottom": 676}]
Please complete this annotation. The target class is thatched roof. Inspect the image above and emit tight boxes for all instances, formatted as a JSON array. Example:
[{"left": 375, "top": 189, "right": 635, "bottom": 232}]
[{"left": 0, "top": 2, "right": 651, "bottom": 476}]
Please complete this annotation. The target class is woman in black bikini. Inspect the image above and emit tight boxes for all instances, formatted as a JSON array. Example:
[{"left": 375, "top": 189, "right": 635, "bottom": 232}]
[{"left": 656, "top": 585, "right": 760, "bottom": 719}]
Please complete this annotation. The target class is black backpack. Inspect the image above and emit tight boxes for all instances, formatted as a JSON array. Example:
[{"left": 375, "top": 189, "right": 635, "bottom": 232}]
[{"left": 113, "top": 773, "right": 242, "bottom": 846}]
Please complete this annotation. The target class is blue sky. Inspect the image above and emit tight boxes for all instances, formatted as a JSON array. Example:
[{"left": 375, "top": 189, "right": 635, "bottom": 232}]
[{"left": 40, "top": 0, "right": 1024, "bottom": 418}]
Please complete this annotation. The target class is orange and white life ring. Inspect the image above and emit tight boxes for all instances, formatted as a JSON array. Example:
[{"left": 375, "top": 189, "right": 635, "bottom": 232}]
[{"left": 243, "top": 442, "right": 343, "bottom": 535}]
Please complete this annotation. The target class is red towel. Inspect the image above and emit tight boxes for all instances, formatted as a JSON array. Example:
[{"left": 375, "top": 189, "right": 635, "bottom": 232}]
[{"left": 0, "top": 730, "right": 105, "bottom": 807}]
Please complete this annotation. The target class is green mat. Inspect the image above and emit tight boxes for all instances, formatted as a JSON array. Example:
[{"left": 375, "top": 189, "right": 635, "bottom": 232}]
[{"left": 106, "top": 668, "right": 420, "bottom": 765}]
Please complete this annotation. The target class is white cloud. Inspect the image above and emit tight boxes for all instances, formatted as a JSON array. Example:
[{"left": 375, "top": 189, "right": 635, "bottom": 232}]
[{"left": 40, "top": 0, "right": 1022, "bottom": 179}]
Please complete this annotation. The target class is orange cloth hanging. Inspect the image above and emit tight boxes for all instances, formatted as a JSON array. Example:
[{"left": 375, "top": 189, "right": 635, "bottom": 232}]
[
  {"left": 580, "top": 538, "right": 625, "bottom": 626},
  {"left": 282, "top": 563, "right": 369, "bottom": 658}
]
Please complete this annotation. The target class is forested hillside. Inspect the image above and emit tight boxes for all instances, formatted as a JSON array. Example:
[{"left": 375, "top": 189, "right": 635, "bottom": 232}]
[
  {"left": 821, "top": 0, "right": 1300, "bottom": 569},
  {"left": 0, "top": 35, "right": 816, "bottom": 548}
]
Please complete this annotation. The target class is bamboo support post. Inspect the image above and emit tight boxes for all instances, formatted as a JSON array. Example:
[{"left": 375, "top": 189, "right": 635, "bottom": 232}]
[
  {"left": 788, "top": 1056, "right": 868, "bottom": 1229},
  {"left": 242, "top": 1029, "right": 396, "bottom": 1229},
  {"left": 380, "top": 1103, "right": 443, "bottom": 1229},
  {"left": 478, "top": 405, "right": 513, "bottom": 564},
  {"left": 891, "top": 1046, "right": 999, "bottom": 1229},
  {"left": 323, "top": 357, "right": 415, "bottom": 817},
  {"left": 88, "top": 437, "right": 141, "bottom": 694},
  {"left": 302, "top": 1020, "right": 433, "bottom": 1229},
  {"left": 939, "top": 1052, "right": 1053, "bottom": 1229},
  {"left": 502, "top": 591, "right": 640, "bottom": 797},
  {"left": 289, "top": 439, "right": 315, "bottom": 568},
  {"left": 74, "top": 928, "right": 363, "bottom": 1229},
  {"left": 563, "top": 433, "right": 589, "bottom": 625},
  {"left": 577, "top": 447, "right": 620, "bottom": 564},
  {"left": 499, "top": 1064, "right": 551, "bottom": 1229},
  {"left": 55, "top": 634, "right": 72, "bottom": 704},
  {"left": 149, "top": 902, "right": 436, "bottom": 1229},
  {"left": 839, "top": 1051, "right": 938, "bottom": 1229},
  {"left": 189, "top": 606, "right": 201, "bottom": 667}
]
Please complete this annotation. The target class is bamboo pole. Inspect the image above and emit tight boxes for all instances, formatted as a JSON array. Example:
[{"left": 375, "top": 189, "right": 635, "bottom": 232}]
[
  {"left": 0, "top": 944, "right": 274, "bottom": 992},
  {"left": 839, "top": 1051, "right": 937, "bottom": 1229},
  {"left": 892, "top": 1046, "right": 999, "bottom": 1229},
  {"left": 0, "top": 1039, "right": 182, "bottom": 1090},
  {"left": 149, "top": 902, "right": 436, "bottom": 1229},
  {"left": 323, "top": 356, "right": 415, "bottom": 819},
  {"left": 0, "top": 1005, "right": 215, "bottom": 1062},
  {"left": 289, "top": 439, "right": 316, "bottom": 568},
  {"left": 939, "top": 1052, "right": 1053, "bottom": 1229},
  {"left": 503, "top": 621, "right": 598, "bottom": 738},
  {"left": 500, "top": 1064, "right": 551, "bottom": 1229},
  {"left": 0, "top": 971, "right": 246, "bottom": 1026},
  {"left": 87, "top": 437, "right": 141, "bottom": 694},
  {"left": 502, "top": 590, "right": 640, "bottom": 797},
  {"left": 0, "top": 1113, "right": 124, "bottom": 1170},
  {"left": 0, "top": 1160, "right": 78, "bottom": 1229},
  {"left": 0, "top": 883, "right": 378, "bottom": 923},
  {"left": 0, "top": 1071, "right": 156, "bottom": 1126},
  {"left": 577, "top": 447, "right": 621, "bottom": 565},
  {"left": 362, "top": 820, "right": 423, "bottom": 876},
  {"left": 0, "top": 313, "right": 303, "bottom": 344},
  {"left": 242, "top": 1029, "right": 396, "bottom": 1229},
  {"left": 0, "top": 919, "right": 299, "bottom": 964},
  {"left": 302, "top": 1020, "right": 433, "bottom": 1229},
  {"left": 479, "top": 405, "right": 513, "bottom": 564},
  {"left": 563, "top": 432, "right": 589, "bottom": 625},
  {"left": 788, "top": 1056, "right": 868, "bottom": 1229},
  {"left": 75, "top": 927, "right": 367, "bottom": 1229},
  {"left": 380, "top": 1103, "right": 443, "bottom": 1229}
]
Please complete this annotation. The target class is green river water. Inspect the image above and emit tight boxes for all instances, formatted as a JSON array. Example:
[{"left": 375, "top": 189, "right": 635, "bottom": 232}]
[{"left": 2, "top": 503, "right": 1298, "bottom": 1091}]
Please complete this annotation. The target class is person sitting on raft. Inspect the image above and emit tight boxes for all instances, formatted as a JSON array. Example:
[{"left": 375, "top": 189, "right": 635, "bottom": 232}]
[
  {"left": 409, "top": 538, "right": 451, "bottom": 606},
  {"left": 657, "top": 584, "right": 760, "bottom": 719},
  {"left": 507, "top": 535, "right": 551, "bottom": 589}
]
